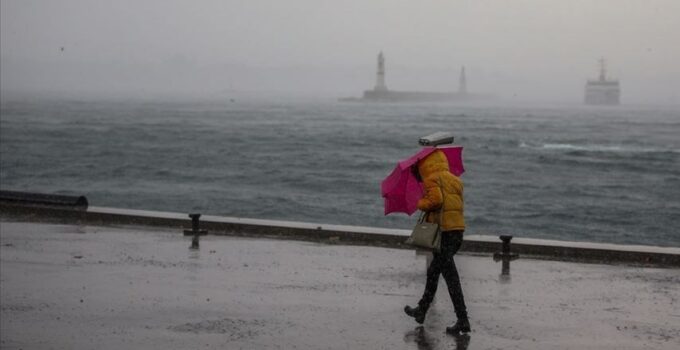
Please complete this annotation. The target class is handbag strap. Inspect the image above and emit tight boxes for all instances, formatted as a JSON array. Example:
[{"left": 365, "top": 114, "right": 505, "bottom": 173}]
[{"left": 417, "top": 210, "right": 427, "bottom": 224}]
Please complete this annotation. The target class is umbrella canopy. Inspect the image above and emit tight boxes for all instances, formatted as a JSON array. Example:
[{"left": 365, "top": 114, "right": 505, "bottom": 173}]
[{"left": 381, "top": 146, "right": 464, "bottom": 216}]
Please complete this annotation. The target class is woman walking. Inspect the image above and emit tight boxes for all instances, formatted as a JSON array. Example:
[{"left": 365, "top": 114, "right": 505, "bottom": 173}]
[{"left": 403, "top": 149, "right": 470, "bottom": 334}]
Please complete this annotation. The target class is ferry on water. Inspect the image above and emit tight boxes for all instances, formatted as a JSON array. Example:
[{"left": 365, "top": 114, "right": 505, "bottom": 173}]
[{"left": 584, "top": 59, "right": 620, "bottom": 105}]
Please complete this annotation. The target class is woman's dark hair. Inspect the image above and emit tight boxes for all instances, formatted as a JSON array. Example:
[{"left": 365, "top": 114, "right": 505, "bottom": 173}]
[{"left": 411, "top": 164, "right": 423, "bottom": 182}]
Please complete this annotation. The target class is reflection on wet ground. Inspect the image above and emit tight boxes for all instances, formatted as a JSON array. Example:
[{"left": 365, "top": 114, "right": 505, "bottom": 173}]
[
  {"left": 404, "top": 326, "right": 470, "bottom": 350},
  {"left": 1, "top": 221, "right": 679, "bottom": 349}
]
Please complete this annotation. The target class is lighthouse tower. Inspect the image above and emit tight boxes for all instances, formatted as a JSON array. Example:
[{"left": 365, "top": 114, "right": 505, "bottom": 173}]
[
  {"left": 459, "top": 66, "right": 467, "bottom": 95},
  {"left": 375, "top": 52, "right": 387, "bottom": 91}
]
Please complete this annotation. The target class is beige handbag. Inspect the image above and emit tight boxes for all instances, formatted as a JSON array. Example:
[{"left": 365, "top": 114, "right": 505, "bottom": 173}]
[{"left": 406, "top": 178, "right": 444, "bottom": 251}]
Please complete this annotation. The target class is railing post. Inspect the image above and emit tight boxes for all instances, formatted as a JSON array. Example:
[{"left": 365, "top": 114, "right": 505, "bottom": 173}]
[
  {"left": 493, "top": 235, "right": 519, "bottom": 276},
  {"left": 184, "top": 213, "right": 207, "bottom": 249}
]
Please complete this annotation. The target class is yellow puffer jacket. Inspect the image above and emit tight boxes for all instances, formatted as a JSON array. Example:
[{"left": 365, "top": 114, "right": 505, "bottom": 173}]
[{"left": 416, "top": 149, "right": 465, "bottom": 231}]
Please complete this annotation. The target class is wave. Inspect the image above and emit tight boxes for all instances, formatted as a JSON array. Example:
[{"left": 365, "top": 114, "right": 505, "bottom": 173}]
[{"left": 521, "top": 142, "right": 679, "bottom": 154}]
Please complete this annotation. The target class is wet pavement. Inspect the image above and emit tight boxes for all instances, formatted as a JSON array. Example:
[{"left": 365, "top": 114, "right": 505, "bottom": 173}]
[{"left": 1, "top": 221, "right": 679, "bottom": 350}]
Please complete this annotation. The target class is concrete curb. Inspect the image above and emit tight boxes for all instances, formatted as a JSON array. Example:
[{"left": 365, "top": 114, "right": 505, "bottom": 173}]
[{"left": 1, "top": 203, "right": 679, "bottom": 267}]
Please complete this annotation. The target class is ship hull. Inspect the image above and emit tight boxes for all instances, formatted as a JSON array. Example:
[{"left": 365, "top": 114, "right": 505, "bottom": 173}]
[{"left": 584, "top": 81, "right": 620, "bottom": 105}]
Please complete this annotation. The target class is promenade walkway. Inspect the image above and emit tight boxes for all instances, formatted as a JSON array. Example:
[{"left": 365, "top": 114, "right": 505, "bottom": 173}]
[{"left": 1, "top": 221, "right": 678, "bottom": 349}]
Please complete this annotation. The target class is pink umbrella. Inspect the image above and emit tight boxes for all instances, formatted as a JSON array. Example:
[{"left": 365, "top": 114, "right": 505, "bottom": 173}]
[{"left": 381, "top": 146, "right": 464, "bottom": 215}]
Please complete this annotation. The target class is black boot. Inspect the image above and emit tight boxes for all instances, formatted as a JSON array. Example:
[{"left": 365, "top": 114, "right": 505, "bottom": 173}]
[
  {"left": 446, "top": 318, "right": 471, "bottom": 334},
  {"left": 404, "top": 305, "right": 426, "bottom": 324}
]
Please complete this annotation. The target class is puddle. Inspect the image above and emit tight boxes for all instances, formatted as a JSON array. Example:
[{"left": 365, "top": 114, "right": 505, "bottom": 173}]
[{"left": 169, "top": 318, "right": 267, "bottom": 340}]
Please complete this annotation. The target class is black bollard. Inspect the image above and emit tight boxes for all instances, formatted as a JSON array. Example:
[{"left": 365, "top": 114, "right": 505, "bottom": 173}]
[
  {"left": 493, "top": 235, "right": 519, "bottom": 275},
  {"left": 183, "top": 213, "right": 208, "bottom": 249}
]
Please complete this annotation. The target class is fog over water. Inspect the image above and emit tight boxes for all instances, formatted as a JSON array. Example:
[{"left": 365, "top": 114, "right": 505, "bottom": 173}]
[{"left": 2, "top": 0, "right": 679, "bottom": 104}]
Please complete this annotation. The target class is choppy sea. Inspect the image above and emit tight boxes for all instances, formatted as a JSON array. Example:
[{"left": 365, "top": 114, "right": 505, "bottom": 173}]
[{"left": 1, "top": 97, "right": 679, "bottom": 247}]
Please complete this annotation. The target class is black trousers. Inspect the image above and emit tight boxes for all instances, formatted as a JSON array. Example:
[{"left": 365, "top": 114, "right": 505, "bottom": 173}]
[{"left": 418, "top": 230, "right": 468, "bottom": 320}]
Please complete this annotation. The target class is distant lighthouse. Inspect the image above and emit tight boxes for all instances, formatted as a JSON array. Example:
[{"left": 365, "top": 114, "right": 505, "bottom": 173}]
[
  {"left": 342, "top": 52, "right": 494, "bottom": 102},
  {"left": 375, "top": 51, "right": 387, "bottom": 91},
  {"left": 459, "top": 66, "right": 467, "bottom": 95}
]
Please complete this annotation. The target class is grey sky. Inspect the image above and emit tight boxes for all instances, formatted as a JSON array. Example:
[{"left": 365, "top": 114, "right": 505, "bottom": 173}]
[{"left": 2, "top": 0, "right": 679, "bottom": 103}]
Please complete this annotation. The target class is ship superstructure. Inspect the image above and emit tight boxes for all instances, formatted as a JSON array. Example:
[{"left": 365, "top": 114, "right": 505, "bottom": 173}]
[{"left": 584, "top": 59, "right": 620, "bottom": 105}]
